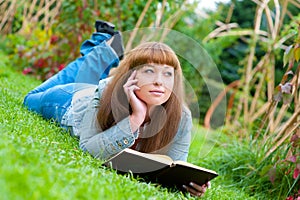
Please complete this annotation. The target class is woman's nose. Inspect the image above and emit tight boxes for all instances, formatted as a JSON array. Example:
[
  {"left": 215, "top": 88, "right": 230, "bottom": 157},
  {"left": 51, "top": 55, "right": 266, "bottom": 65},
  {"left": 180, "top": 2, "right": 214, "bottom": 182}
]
[{"left": 153, "top": 74, "right": 163, "bottom": 86}]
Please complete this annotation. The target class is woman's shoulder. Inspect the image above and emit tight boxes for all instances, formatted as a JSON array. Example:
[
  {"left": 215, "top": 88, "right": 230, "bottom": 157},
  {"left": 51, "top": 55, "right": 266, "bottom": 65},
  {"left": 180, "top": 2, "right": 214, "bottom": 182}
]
[
  {"left": 179, "top": 105, "right": 193, "bottom": 128},
  {"left": 181, "top": 105, "right": 192, "bottom": 120},
  {"left": 171, "top": 105, "right": 192, "bottom": 143}
]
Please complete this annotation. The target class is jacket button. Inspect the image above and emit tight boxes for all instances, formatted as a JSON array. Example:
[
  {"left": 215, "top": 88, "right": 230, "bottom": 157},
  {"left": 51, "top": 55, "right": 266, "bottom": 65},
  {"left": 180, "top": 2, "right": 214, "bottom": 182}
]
[
  {"left": 117, "top": 142, "right": 122, "bottom": 147},
  {"left": 123, "top": 138, "right": 129, "bottom": 144}
]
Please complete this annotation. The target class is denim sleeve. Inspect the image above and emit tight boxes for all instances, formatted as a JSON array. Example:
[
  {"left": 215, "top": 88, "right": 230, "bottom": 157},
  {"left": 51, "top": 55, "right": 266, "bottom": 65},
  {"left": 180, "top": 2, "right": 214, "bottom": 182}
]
[
  {"left": 164, "top": 107, "right": 192, "bottom": 161},
  {"left": 78, "top": 83, "right": 138, "bottom": 160},
  {"left": 79, "top": 113, "right": 138, "bottom": 160}
]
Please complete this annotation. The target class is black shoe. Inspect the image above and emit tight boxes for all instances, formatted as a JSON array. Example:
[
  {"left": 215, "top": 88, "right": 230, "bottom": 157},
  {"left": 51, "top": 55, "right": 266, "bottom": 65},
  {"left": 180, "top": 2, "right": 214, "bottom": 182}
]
[
  {"left": 95, "top": 20, "right": 124, "bottom": 60},
  {"left": 110, "top": 31, "right": 124, "bottom": 60},
  {"left": 95, "top": 20, "right": 115, "bottom": 35}
]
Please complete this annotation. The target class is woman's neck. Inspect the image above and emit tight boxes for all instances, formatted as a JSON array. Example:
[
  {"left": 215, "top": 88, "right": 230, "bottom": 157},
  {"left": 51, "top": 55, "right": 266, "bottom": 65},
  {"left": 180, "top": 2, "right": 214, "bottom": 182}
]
[{"left": 143, "top": 104, "right": 156, "bottom": 124}]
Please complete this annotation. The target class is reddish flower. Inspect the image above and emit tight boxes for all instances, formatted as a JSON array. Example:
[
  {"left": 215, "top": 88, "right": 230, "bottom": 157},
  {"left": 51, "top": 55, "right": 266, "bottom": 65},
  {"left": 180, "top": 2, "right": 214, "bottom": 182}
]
[
  {"left": 45, "top": 71, "right": 55, "bottom": 80},
  {"left": 50, "top": 67, "right": 55, "bottom": 73},
  {"left": 50, "top": 35, "right": 59, "bottom": 44},
  {"left": 289, "top": 155, "right": 297, "bottom": 163},
  {"left": 34, "top": 58, "right": 46, "bottom": 68},
  {"left": 22, "top": 67, "right": 33, "bottom": 75},
  {"left": 293, "top": 168, "right": 299, "bottom": 179},
  {"left": 77, "top": 35, "right": 82, "bottom": 43},
  {"left": 58, "top": 64, "right": 65, "bottom": 71}
]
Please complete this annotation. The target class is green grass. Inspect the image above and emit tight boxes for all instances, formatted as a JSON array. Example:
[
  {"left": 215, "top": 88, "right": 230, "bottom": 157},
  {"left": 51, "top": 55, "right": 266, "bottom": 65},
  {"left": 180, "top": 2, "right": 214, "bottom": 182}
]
[{"left": 0, "top": 56, "right": 267, "bottom": 199}]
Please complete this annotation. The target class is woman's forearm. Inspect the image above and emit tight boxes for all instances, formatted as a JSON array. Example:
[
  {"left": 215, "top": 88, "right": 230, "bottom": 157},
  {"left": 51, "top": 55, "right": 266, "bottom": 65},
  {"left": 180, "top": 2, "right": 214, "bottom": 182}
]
[{"left": 79, "top": 116, "right": 138, "bottom": 160}]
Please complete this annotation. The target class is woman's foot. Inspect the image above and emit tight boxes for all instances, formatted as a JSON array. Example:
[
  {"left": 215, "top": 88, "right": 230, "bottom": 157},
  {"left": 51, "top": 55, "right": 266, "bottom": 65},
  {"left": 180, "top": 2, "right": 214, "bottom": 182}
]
[{"left": 95, "top": 20, "right": 124, "bottom": 60}]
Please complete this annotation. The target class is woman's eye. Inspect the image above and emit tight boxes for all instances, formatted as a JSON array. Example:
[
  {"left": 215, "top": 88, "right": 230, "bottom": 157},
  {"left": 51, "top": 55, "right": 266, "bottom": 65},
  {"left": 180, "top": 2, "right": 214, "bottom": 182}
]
[
  {"left": 144, "top": 69, "right": 154, "bottom": 73},
  {"left": 164, "top": 71, "right": 173, "bottom": 77}
]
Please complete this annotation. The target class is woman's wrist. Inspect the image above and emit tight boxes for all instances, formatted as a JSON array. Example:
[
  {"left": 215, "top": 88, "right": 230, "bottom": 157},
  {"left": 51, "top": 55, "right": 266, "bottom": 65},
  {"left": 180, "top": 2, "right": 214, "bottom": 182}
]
[{"left": 129, "top": 114, "right": 144, "bottom": 133}]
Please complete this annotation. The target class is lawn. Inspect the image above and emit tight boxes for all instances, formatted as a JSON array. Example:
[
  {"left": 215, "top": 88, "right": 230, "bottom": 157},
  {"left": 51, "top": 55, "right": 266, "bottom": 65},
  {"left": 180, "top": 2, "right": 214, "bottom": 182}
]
[{"left": 0, "top": 59, "right": 264, "bottom": 199}]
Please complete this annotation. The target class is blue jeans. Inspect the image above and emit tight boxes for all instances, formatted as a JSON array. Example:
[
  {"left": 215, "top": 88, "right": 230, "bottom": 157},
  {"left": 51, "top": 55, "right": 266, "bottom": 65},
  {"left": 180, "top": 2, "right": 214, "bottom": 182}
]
[{"left": 23, "top": 32, "right": 119, "bottom": 125}]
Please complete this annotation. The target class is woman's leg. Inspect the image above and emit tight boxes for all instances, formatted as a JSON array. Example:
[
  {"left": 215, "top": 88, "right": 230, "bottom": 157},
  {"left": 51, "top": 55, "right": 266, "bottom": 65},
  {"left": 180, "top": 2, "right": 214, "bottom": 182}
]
[
  {"left": 36, "top": 83, "right": 95, "bottom": 123},
  {"left": 24, "top": 32, "right": 118, "bottom": 97},
  {"left": 23, "top": 32, "right": 119, "bottom": 117},
  {"left": 25, "top": 83, "right": 95, "bottom": 125}
]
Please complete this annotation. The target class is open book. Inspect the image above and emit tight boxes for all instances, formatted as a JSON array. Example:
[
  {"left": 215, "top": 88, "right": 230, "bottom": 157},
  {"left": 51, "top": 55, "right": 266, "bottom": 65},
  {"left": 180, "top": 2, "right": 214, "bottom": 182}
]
[{"left": 103, "top": 148, "right": 218, "bottom": 190}]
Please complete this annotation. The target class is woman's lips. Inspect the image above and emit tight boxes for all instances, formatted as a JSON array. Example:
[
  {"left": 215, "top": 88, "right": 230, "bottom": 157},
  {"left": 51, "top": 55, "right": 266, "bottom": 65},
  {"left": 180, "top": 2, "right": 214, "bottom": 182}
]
[{"left": 149, "top": 90, "right": 164, "bottom": 96}]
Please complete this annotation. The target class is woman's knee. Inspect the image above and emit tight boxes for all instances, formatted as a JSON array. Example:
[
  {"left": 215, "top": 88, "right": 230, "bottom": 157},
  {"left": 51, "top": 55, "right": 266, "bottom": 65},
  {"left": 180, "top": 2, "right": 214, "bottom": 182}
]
[{"left": 23, "top": 92, "right": 43, "bottom": 114}]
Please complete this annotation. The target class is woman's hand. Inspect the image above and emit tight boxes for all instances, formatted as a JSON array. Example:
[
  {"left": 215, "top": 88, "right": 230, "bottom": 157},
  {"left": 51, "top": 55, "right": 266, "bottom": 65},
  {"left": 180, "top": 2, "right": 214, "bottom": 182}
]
[
  {"left": 183, "top": 181, "right": 210, "bottom": 197},
  {"left": 123, "top": 70, "right": 147, "bottom": 130}
]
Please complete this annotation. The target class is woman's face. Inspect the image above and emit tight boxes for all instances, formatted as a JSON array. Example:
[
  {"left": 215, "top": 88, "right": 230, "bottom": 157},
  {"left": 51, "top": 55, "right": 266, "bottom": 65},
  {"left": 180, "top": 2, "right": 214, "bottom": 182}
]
[{"left": 134, "top": 63, "right": 175, "bottom": 106}]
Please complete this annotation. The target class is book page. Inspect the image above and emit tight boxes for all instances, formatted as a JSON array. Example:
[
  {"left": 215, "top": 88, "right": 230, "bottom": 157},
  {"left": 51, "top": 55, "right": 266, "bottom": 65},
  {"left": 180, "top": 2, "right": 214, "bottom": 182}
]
[
  {"left": 129, "top": 149, "right": 173, "bottom": 164},
  {"left": 104, "top": 148, "right": 173, "bottom": 174},
  {"left": 173, "top": 160, "right": 218, "bottom": 175}
]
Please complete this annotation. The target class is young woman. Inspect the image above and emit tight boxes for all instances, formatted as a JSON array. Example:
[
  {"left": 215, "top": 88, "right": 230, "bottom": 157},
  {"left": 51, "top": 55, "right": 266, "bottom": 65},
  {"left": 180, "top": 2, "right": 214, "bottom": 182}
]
[{"left": 23, "top": 33, "right": 209, "bottom": 197}]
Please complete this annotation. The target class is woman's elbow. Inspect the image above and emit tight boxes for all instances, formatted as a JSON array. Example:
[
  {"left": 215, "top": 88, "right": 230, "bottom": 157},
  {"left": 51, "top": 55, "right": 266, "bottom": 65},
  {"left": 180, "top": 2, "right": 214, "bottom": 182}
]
[{"left": 79, "top": 139, "right": 109, "bottom": 160}]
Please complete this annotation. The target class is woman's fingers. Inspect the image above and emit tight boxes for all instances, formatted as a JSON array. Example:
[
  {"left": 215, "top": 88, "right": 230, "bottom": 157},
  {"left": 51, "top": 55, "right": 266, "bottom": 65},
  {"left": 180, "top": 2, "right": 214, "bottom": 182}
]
[
  {"left": 123, "top": 80, "right": 138, "bottom": 90},
  {"left": 123, "top": 70, "right": 146, "bottom": 116},
  {"left": 123, "top": 71, "right": 139, "bottom": 99},
  {"left": 127, "top": 70, "right": 137, "bottom": 81},
  {"left": 206, "top": 181, "right": 211, "bottom": 189},
  {"left": 127, "top": 85, "right": 140, "bottom": 99},
  {"left": 182, "top": 182, "right": 209, "bottom": 197},
  {"left": 182, "top": 184, "right": 203, "bottom": 197},
  {"left": 124, "top": 81, "right": 139, "bottom": 101}
]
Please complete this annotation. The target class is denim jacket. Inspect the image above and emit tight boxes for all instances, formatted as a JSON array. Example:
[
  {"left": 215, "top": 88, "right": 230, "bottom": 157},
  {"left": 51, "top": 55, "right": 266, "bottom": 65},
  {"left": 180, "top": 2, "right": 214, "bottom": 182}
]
[{"left": 62, "top": 77, "right": 192, "bottom": 161}]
